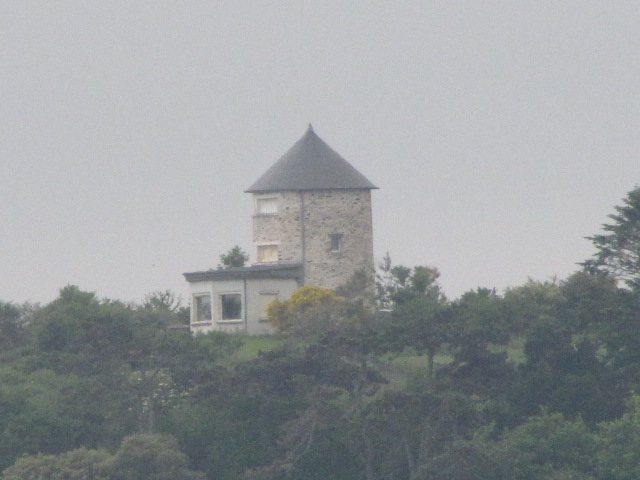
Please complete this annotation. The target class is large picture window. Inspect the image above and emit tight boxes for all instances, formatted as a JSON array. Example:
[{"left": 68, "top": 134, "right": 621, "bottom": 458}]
[
  {"left": 220, "top": 293, "right": 242, "bottom": 320},
  {"left": 194, "top": 295, "right": 212, "bottom": 322}
]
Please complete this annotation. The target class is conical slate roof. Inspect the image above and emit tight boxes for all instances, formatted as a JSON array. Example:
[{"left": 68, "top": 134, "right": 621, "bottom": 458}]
[{"left": 246, "top": 125, "right": 377, "bottom": 192}]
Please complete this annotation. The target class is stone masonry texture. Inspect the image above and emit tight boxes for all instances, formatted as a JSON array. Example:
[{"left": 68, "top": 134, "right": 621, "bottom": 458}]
[{"left": 252, "top": 189, "right": 374, "bottom": 290}]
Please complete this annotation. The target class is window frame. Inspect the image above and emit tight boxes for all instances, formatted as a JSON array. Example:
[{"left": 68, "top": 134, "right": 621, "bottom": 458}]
[
  {"left": 257, "top": 243, "right": 279, "bottom": 263},
  {"left": 219, "top": 292, "right": 243, "bottom": 322},
  {"left": 193, "top": 294, "right": 212, "bottom": 323},
  {"left": 255, "top": 196, "right": 279, "bottom": 215},
  {"left": 259, "top": 291, "right": 279, "bottom": 322},
  {"left": 329, "top": 234, "right": 343, "bottom": 253}
]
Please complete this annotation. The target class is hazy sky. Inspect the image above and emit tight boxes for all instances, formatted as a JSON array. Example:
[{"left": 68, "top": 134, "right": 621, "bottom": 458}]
[{"left": 2, "top": 1, "right": 639, "bottom": 305}]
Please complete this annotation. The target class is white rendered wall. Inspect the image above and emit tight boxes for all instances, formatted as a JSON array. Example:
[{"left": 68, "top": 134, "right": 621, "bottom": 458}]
[{"left": 189, "top": 277, "right": 299, "bottom": 335}]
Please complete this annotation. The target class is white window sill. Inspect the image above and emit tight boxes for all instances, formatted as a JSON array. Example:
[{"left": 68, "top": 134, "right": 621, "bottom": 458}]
[{"left": 217, "top": 319, "right": 244, "bottom": 324}]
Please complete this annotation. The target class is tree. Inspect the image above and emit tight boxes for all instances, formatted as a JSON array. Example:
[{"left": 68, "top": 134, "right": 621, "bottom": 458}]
[
  {"left": 597, "top": 396, "right": 640, "bottom": 480},
  {"left": 582, "top": 186, "right": 640, "bottom": 289},
  {"left": 450, "top": 288, "right": 509, "bottom": 351},
  {"left": 0, "top": 366, "right": 137, "bottom": 472},
  {"left": 218, "top": 245, "right": 249, "bottom": 269},
  {"left": 393, "top": 296, "right": 450, "bottom": 381},
  {"left": 335, "top": 269, "right": 377, "bottom": 314},
  {"left": 1, "top": 448, "right": 111, "bottom": 480},
  {"left": 442, "top": 289, "right": 515, "bottom": 405},
  {"left": 495, "top": 412, "right": 598, "bottom": 480},
  {"left": 1, "top": 435, "right": 204, "bottom": 480},
  {"left": 376, "top": 253, "right": 442, "bottom": 310},
  {"left": 143, "top": 290, "right": 186, "bottom": 315},
  {"left": 502, "top": 278, "right": 565, "bottom": 336},
  {"left": 510, "top": 287, "right": 623, "bottom": 425},
  {"left": 0, "top": 302, "right": 23, "bottom": 351},
  {"left": 415, "top": 438, "right": 503, "bottom": 480},
  {"left": 108, "top": 434, "right": 205, "bottom": 480},
  {"left": 267, "top": 285, "right": 348, "bottom": 337},
  {"left": 376, "top": 257, "right": 448, "bottom": 381},
  {"left": 28, "top": 285, "right": 137, "bottom": 376},
  {"left": 142, "top": 290, "right": 189, "bottom": 325}
]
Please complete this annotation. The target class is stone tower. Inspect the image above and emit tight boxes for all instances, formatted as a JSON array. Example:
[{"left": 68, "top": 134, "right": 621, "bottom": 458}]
[{"left": 246, "top": 125, "right": 377, "bottom": 290}]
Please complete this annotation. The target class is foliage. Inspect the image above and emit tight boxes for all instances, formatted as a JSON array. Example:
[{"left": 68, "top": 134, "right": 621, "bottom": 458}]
[
  {"left": 26, "top": 285, "right": 137, "bottom": 376},
  {"left": 377, "top": 253, "right": 443, "bottom": 309},
  {"left": 5, "top": 256, "right": 640, "bottom": 480},
  {"left": 375, "top": 256, "right": 448, "bottom": 380},
  {"left": 217, "top": 245, "right": 250, "bottom": 269},
  {"left": 582, "top": 186, "right": 640, "bottom": 289},
  {"left": 450, "top": 288, "right": 509, "bottom": 352},
  {"left": 510, "top": 283, "right": 624, "bottom": 425},
  {"left": 335, "top": 268, "right": 377, "bottom": 315},
  {"left": 596, "top": 396, "right": 640, "bottom": 480},
  {"left": 496, "top": 412, "right": 598, "bottom": 479},
  {"left": 503, "top": 278, "right": 565, "bottom": 336},
  {"left": 143, "top": 290, "right": 190, "bottom": 325},
  {"left": 267, "top": 285, "right": 349, "bottom": 336},
  {"left": 0, "top": 362, "right": 141, "bottom": 471},
  {"left": 1, "top": 435, "right": 204, "bottom": 480},
  {"left": 108, "top": 434, "right": 205, "bottom": 480},
  {"left": 2, "top": 448, "right": 111, "bottom": 480},
  {"left": 0, "top": 302, "right": 23, "bottom": 351}
]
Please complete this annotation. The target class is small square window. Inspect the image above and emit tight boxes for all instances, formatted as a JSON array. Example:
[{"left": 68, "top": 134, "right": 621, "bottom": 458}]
[
  {"left": 256, "top": 197, "right": 278, "bottom": 215},
  {"left": 257, "top": 244, "right": 278, "bottom": 263},
  {"left": 330, "top": 234, "right": 343, "bottom": 253},
  {"left": 194, "top": 295, "right": 212, "bottom": 322},
  {"left": 221, "top": 293, "right": 242, "bottom": 320}
]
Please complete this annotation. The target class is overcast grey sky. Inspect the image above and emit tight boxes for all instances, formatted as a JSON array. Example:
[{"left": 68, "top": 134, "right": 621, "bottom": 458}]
[{"left": 2, "top": 1, "right": 638, "bottom": 305}]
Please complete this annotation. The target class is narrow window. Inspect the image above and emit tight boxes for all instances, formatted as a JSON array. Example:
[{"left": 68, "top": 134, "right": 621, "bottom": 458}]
[
  {"left": 256, "top": 197, "right": 278, "bottom": 215},
  {"left": 259, "top": 292, "right": 279, "bottom": 321},
  {"left": 194, "top": 295, "right": 212, "bottom": 322},
  {"left": 330, "top": 234, "right": 343, "bottom": 253},
  {"left": 220, "top": 293, "right": 242, "bottom": 320},
  {"left": 257, "top": 244, "right": 278, "bottom": 263}
]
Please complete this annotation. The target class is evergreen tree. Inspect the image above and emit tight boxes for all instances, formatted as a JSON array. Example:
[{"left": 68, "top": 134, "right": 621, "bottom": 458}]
[{"left": 582, "top": 186, "right": 640, "bottom": 289}]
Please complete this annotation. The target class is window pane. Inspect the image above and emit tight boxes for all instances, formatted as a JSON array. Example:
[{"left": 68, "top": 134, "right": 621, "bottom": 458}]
[
  {"left": 257, "top": 198, "right": 278, "bottom": 214},
  {"left": 221, "top": 294, "right": 242, "bottom": 320},
  {"left": 195, "top": 295, "right": 211, "bottom": 321},
  {"left": 330, "top": 234, "right": 342, "bottom": 252},
  {"left": 257, "top": 244, "right": 278, "bottom": 263}
]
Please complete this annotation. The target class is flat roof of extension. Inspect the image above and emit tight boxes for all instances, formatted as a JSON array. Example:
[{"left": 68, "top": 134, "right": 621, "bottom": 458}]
[{"left": 183, "top": 263, "right": 304, "bottom": 283}]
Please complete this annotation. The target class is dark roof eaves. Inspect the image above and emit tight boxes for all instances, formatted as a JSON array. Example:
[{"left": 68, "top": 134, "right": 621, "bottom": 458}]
[
  {"left": 246, "top": 127, "right": 378, "bottom": 192},
  {"left": 183, "top": 264, "right": 304, "bottom": 282}
]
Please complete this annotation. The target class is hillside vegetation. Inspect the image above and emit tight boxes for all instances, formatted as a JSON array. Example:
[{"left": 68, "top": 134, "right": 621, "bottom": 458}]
[{"left": 1, "top": 187, "right": 639, "bottom": 480}]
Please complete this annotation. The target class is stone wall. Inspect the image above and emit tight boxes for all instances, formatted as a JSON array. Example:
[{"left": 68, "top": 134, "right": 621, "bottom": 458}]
[
  {"left": 301, "top": 189, "right": 374, "bottom": 289},
  {"left": 252, "top": 191, "right": 303, "bottom": 264},
  {"left": 252, "top": 189, "right": 374, "bottom": 290}
]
